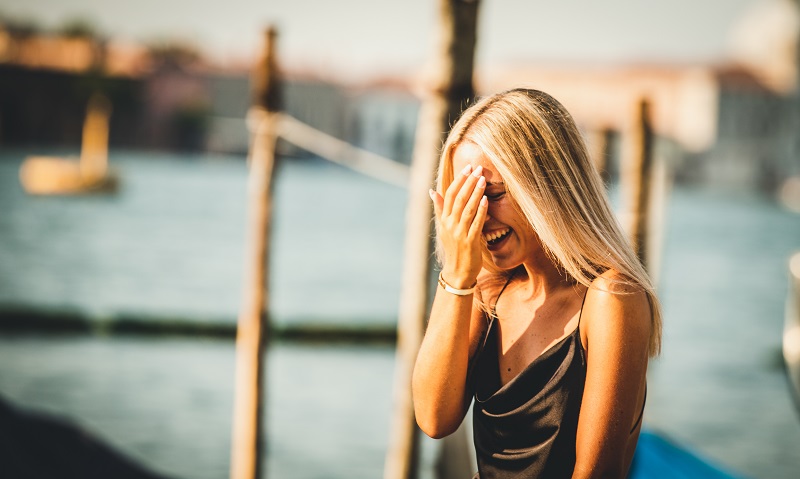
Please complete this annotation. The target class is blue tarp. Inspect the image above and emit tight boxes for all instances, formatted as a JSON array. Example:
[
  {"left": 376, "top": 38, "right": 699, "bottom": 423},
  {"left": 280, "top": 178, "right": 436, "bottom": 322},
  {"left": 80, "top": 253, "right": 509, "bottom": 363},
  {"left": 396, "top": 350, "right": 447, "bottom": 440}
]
[{"left": 628, "top": 430, "right": 749, "bottom": 479}]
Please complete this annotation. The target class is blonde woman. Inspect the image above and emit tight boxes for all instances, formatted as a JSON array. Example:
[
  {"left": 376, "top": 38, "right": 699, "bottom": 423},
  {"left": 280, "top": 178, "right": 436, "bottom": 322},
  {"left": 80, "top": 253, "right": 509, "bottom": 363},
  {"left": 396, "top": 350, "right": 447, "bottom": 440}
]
[{"left": 412, "top": 89, "right": 662, "bottom": 478}]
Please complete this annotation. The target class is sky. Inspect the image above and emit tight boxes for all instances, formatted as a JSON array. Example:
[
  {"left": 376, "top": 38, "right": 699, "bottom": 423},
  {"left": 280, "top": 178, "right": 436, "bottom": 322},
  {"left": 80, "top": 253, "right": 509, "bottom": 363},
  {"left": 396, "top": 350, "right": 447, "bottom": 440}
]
[{"left": 0, "top": 0, "right": 765, "bottom": 79}]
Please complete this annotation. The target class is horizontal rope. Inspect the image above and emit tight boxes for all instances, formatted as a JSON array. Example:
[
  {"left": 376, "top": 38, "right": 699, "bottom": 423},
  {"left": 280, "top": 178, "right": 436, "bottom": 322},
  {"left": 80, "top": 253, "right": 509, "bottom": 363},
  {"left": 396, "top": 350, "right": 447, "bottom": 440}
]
[{"left": 276, "top": 113, "right": 410, "bottom": 188}]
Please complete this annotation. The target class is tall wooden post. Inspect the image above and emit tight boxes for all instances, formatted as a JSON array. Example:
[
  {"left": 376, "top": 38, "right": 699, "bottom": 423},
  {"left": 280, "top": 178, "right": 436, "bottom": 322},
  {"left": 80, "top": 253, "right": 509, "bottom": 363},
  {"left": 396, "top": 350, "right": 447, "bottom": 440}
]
[
  {"left": 622, "top": 99, "right": 654, "bottom": 269},
  {"left": 230, "top": 26, "right": 281, "bottom": 479},
  {"left": 384, "top": 1, "right": 480, "bottom": 479},
  {"left": 80, "top": 93, "right": 112, "bottom": 182}
]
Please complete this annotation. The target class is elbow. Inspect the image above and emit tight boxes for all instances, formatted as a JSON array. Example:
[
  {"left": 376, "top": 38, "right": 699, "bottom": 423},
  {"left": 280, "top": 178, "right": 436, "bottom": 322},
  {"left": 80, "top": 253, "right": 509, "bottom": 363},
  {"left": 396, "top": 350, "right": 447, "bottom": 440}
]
[
  {"left": 411, "top": 362, "right": 465, "bottom": 439},
  {"left": 415, "top": 413, "right": 460, "bottom": 439},
  {"left": 412, "top": 387, "right": 461, "bottom": 439}
]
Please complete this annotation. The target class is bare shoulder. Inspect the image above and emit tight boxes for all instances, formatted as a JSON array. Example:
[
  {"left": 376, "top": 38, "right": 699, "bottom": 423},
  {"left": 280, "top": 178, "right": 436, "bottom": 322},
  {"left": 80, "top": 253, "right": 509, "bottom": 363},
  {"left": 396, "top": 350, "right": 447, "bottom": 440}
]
[
  {"left": 582, "top": 270, "right": 652, "bottom": 346},
  {"left": 586, "top": 270, "right": 650, "bottom": 306}
]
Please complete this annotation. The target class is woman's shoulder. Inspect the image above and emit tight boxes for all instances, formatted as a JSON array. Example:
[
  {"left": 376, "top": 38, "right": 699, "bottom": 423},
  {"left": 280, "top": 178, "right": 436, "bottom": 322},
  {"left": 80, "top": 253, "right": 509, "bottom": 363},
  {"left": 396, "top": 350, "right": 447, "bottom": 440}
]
[
  {"left": 582, "top": 270, "right": 652, "bottom": 340},
  {"left": 586, "top": 269, "right": 649, "bottom": 299}
]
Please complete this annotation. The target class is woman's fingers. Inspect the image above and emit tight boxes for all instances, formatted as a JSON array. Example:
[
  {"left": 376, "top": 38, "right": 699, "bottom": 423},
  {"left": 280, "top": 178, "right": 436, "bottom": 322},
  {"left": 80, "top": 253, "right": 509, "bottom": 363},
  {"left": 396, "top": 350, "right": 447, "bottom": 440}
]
[
  {"left": 449, "top": 165, "right": 483, "bottom": 220},
  {"left": 434, "top": 166, "right": 486, "bottom": 279},
  {"left": 443, "top": 165, "right": 470, "bottom": 216},
  {"left": 460, "top": 174, "right": 485, "bottom": 228},
  {"left": 468, "top": 195, "right": 488, "bottom": 242},
  {"left": 443, "top": 164, "right": 472, "bottom": 216}
]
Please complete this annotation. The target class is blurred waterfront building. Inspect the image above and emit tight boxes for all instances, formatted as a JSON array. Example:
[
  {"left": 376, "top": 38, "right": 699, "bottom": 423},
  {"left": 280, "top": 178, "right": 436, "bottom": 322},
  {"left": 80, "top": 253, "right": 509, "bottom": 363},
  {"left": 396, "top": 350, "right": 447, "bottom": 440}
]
[
  {"left": 0, "top": 30, "right": 101, "bottom": 72},
  {"left": 480, "top": 62, "right": 798, "bottom": 191},
  {"left": 0, "top": 0, "right": 798, "bottom": 191},
  {"left": 477, "top": 0, "right": 800, "bottom": 192},
  {"left": 204, "top": 71, "right": 419, "bottom": 164},
  {"left": 348, "top": 82, "right": 418, "bottom": 165},
  {"left": 203, "top": 73, "right": 250, "bottom": 154}
]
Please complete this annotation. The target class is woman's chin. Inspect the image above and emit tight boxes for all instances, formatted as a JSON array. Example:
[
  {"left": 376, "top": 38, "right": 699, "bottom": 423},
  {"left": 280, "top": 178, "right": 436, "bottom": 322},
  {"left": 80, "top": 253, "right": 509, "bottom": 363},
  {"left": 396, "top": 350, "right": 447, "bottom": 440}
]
[
  {"left": 488, "top": 250, "right": 516, "bottom": 270},
  {"left": 487, "top": 235, "right": 517, "bottom": 267}
]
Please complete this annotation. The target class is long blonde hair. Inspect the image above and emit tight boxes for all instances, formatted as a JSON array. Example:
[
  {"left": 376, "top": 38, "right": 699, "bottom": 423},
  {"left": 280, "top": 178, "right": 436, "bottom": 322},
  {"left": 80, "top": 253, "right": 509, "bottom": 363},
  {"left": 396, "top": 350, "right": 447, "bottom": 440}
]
[{"left": 435, "top": 88, "right": 662, "bottom": 356}]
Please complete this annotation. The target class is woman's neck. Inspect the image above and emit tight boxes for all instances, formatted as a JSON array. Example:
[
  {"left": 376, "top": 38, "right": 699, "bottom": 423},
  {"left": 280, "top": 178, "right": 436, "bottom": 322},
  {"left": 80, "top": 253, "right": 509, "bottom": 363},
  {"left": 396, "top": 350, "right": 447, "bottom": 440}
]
[{"left": 517, "top": 254, "right": 573, "bottom": 299}]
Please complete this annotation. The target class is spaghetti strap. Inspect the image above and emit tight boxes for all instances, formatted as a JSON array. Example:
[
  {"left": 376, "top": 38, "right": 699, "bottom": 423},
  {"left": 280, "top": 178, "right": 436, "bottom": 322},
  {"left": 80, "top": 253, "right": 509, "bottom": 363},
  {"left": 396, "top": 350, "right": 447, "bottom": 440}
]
[
  {"left": 490, "top": 272, "right": 516, "bottom": 318},
  {"left": 575, "top": 284, "right": 590, "bottom": 326}
]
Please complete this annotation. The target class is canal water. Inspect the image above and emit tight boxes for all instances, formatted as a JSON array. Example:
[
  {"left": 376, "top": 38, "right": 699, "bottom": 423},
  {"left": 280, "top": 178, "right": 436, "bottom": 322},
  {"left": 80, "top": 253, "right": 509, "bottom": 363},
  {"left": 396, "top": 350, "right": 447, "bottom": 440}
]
[{"left": 0, "top": 150, "right": 798, "bottom": 478}]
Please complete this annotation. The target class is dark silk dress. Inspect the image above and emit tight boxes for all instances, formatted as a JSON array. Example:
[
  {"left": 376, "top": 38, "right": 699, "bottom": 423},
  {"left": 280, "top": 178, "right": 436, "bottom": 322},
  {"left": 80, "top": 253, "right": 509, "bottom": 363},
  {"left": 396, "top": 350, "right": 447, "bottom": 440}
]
[
  {"left": 471, "top": 314, "right": 586, "bottom": 479},
  {"left": 469, "top": 285, "right": 645, "bottom": 478}
]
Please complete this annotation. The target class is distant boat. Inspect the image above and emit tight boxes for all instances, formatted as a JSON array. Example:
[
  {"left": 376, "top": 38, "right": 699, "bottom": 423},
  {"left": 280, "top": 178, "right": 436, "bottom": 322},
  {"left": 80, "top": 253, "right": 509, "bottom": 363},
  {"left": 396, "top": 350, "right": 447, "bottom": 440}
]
[{"left": 19, "top": 93, "right": 119, "bottom": 195}]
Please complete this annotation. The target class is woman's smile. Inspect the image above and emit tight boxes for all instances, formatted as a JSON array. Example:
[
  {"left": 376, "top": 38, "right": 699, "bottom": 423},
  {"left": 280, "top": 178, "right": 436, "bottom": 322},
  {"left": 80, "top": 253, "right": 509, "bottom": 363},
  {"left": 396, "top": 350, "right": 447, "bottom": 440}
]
[{"left": 483, "top": 227, "right": 512, "bottom": 248}]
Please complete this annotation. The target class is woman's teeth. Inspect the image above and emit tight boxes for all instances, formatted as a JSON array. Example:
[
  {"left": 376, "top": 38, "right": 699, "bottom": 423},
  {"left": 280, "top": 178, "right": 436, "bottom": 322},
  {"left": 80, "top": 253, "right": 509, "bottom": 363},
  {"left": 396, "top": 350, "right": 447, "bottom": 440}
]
[{"left": 484, "top": 228, "right": 510, "bottom": 245}]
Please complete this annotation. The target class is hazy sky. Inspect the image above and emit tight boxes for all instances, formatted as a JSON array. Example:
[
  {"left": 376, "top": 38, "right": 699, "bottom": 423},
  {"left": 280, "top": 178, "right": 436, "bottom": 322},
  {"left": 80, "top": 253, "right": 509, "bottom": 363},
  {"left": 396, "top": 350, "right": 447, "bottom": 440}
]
[{"left": 0, "top": 0, "right": 763, "bottom": 79}]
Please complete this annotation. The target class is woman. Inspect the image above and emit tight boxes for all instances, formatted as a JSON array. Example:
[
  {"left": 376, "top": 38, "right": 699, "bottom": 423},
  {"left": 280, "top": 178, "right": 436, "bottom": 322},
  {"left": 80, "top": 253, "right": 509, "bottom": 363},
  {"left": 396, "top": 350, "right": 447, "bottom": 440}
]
[{"left": 412, "top": 89, "right": 662, "bottom": 478}]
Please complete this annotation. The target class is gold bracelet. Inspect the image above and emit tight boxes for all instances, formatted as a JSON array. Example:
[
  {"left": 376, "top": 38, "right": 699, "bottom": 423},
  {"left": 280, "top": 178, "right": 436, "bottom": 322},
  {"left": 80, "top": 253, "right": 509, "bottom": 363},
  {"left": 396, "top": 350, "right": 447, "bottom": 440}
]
[{"left": 438, "top": 272, "right": 477, "bottom": 296}]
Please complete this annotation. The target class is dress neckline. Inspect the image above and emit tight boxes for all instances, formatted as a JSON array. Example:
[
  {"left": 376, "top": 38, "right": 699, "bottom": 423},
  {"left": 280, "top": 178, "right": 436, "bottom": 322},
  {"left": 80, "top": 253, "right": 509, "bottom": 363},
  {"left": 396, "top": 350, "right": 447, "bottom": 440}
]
[
  {"left": 477, "top": 278, "right": 589, "bottom": 399},
  {"left": 480, "top": 318, "right": 582, "bottom": 399}
]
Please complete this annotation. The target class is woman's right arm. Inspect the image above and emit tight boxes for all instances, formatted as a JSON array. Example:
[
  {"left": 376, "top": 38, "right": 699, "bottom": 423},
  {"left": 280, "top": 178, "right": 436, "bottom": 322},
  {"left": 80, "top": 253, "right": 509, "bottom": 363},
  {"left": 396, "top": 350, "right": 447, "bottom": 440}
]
[
  {"left": 412, "top": 163, "right": 487, "bottom": 439},
  {"left": 412, "top": 281, "right": 486, "bottom": 438}
]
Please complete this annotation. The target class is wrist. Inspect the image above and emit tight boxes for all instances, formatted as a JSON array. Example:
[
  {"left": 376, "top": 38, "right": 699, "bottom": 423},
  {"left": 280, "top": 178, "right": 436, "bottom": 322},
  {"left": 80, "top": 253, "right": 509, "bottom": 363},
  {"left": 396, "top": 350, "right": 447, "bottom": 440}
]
[{"left": 439, "top": 269, "right": 477, "bottom": 291}]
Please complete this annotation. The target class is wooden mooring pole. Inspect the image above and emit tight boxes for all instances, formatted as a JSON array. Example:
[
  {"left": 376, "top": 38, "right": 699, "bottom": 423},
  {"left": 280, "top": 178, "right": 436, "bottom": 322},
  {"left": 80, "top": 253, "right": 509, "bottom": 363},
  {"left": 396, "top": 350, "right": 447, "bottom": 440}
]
[
  {"left": 384, "top": 1, "right": 480, "bottom": 479},
  {"left": 229, "top": 26, "right": 281, "bottom": 479},
  {"left": 622, "top": 99, "right": 655, "bottom": 269},
  {"left": 80, "top": 93, "right": 112, "bottom": 182}
]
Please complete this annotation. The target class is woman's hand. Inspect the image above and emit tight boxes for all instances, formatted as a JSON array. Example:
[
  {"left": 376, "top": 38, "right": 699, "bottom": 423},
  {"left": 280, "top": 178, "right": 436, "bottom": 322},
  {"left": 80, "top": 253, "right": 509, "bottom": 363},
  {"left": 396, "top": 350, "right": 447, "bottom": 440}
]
[{"left": 430, "top": 164, "right": 488, "bottom": 288}]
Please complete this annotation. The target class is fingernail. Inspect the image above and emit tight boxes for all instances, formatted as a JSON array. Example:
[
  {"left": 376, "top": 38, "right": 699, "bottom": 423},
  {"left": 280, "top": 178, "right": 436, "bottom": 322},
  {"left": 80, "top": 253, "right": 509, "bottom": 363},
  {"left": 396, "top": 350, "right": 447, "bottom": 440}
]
[
  {"left": 481, "top": 195, "right": 488, "bottom": 206},
  {"left": 461, "top": 164, "right": 472, "bottom": 176},
  {"left": 471, "top": 165, "right": 483, "bottom": 177},
  {"left": 477, "top": 176, "right": 486, "bottom": 187},
  {"left": 428, "top": 189, "right": 435, "bottom": 200}
]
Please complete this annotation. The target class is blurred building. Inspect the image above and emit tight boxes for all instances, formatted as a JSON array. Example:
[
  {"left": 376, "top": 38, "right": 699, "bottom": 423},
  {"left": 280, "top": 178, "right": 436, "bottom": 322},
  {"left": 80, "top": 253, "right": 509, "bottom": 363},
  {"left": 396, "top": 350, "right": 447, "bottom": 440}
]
[
  {"left": 204, "top": 71, "right": 419, "bottom": 164},
  {"left": 480, "top": 63, "right": 797, "bottom": 191},
  {"left": 0, "top": 32, "right": 100, "bottom": 72},
  {"left": 348, "top": 81, "right": 418, "bottom": 165},
  {"left": 0, "top": 0, "right": 798, "bottom": 191},
  {"left": 0, "top": 18, "right": 421, "bottom": 161},
  {"left": 205, "top": 74, "right": 354, "bottom": 157},
  {"left": 478, "top": 0, "right": 800, "bottom": 191}
]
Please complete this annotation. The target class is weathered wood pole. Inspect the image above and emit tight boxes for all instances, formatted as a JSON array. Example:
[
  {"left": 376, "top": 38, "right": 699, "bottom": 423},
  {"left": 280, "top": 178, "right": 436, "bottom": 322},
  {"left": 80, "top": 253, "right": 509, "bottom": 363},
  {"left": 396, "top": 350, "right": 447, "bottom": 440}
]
[
  {"left": 80, "top": 93, "right": 112, "bottom": 182},
  {"left": 383, "top": 1, "right": 480, "bottom": 479},
  {"left": 622, "top": 99, "right": 654, "bottom": 269},
  {"left": 229, "top": 26, "right": 281, "bottom": 479}
]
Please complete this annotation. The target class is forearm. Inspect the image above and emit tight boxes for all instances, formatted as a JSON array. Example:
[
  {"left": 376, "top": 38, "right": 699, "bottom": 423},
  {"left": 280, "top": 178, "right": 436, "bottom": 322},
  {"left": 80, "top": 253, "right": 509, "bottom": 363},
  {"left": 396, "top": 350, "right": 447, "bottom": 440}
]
[{"left": 412, "top": 286, "right": 474, "bottom": 439}]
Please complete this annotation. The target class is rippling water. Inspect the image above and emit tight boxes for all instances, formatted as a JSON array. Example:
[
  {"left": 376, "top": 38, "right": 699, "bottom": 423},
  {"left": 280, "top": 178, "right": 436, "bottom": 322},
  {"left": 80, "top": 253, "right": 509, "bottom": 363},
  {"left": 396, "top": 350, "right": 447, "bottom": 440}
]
[
  {"left": 0, "top": 149, "right": 798, "bottom": 478},
  {"left": 0, "top": 151, "right": 406, "bottom": 325}
]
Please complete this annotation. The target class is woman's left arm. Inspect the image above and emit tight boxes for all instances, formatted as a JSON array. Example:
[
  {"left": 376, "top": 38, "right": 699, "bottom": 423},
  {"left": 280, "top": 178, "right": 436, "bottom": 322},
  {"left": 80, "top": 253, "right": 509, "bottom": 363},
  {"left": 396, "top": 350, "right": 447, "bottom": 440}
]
[{"left": 573, "top": 274, "right": 652, "bottom": 479}]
